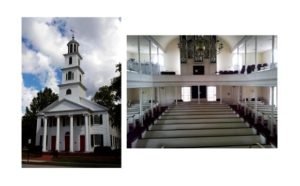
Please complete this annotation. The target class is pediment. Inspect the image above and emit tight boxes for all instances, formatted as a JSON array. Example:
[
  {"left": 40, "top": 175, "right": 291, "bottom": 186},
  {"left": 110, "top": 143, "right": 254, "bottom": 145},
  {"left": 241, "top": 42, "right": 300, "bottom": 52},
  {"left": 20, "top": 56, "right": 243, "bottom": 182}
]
[{"left": 42, "top": 99, "right": 90, "bottom": 113}]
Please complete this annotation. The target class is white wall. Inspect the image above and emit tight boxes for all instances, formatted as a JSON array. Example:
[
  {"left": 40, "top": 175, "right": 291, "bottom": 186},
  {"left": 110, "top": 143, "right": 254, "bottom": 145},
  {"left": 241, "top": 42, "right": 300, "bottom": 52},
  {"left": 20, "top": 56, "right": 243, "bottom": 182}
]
[
  {"left": 261, "top": 50, "right": 272, "bottom": 64},
  {"left": 164, "top": 38, "right": 181, "bottom": 74},
  {"left": 36, "top": 113, "right": 115, "bottom": 152},
  {"left": 215, "top": 86, "right": 272, "bottom": 104},
  {"left": 127, "top": 88, "right": 139, "bottom": 104},
  {"left": 217, "top": 42, "right": 233, "bottom": 71}
]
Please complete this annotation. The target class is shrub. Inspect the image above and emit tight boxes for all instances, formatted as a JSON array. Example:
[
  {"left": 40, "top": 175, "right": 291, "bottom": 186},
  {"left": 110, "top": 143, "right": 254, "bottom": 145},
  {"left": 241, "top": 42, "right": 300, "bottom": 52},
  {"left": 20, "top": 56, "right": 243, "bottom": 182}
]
[{"left": 94, "top": 146, "right": 112, "bottom": 155}]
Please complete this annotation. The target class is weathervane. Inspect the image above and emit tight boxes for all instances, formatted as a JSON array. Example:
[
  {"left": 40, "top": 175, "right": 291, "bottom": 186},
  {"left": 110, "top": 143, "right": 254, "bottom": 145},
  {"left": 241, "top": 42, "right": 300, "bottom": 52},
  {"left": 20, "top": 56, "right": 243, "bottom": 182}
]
[{"left": 70, "top": 29, "right": 75, "bottom": 39}]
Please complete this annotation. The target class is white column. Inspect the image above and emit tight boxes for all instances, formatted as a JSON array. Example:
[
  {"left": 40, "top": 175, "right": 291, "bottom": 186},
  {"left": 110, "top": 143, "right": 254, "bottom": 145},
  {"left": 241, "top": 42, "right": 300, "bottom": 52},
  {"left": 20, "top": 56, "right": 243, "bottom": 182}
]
[
  {"left": 151, "top": 87, "right": 154, "bottom": 117},
  {"left": 85, "top": 114, "right": 89, "bottom": 152},
  {"left": 220, "top": 86, "right": 223, "bottom": 104},
  {"left": 105, "top": 113, "right": 110, "bottom": 147},
  {"left": 157, "top": 87, "right": 160, "bottom": 112},
  {"left": 70, "top": 115, "right": 74, "bottom": 152},
  {"left": 42, "top": 117, "right": 47, "bottom": 152},
  {"left": 36, "top": 117, "right": 41, "bottom": 146},
  {"left": 149, "top": 40, "right": 152, "bottom": 75},
  {"left": 244, "top": 39, "right": 247, "bottom": 74},
  {"left": 138, "top": 36, "right": 141, "bottom": 74},
  {"left": 237, "top": 86, "right": 240, "bottom": 110},
  {"left": 237, "top": 86, "right": 240, "bottom": 104},
  {"left": 244, "top": 87, "right": 247, "bottom": 115},
  {"left": 157, "top": 87, "right": 160, "bottom": 104},
  {"left": 175, "top": 86, "right": 178, "bottom": 105},
  {"left": 254, "top": 87, "right": 258, "bottom": 123},
  {"left": 232, "top": 86, "right": 234, "bottom": 104},
  {"left": 139, "top": 88, "right": 144, "bottom": 127},
  {"left": 270, "top": 86, "right": 274, "bottom": 137},
  {"left": 198, "top": 85, "right": 200, "bottom": 104},
  {"left": 56, "top": 116, "right": 60, "bottom": 151},
  {"left": 254, "top": 36, "right": 258, "bottom": 72},
  {"left": 271, "top": 35, "right": 275, "bottom": 69}
]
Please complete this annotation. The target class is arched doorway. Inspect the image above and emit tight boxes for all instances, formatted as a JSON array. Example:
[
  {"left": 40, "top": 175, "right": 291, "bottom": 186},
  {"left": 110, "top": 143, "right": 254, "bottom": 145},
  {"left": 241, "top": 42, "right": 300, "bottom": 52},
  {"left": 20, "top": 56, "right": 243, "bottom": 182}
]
[{"left": 65, "top": 132, "right": 70, "bottom": 152}]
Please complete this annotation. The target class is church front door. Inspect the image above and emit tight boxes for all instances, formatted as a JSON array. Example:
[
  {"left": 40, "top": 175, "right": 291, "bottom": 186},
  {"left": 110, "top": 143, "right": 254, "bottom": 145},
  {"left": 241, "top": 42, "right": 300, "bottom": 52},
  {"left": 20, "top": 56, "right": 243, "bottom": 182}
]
[{"left": 80, "top": 135, "right": 85, "bottom": 152}]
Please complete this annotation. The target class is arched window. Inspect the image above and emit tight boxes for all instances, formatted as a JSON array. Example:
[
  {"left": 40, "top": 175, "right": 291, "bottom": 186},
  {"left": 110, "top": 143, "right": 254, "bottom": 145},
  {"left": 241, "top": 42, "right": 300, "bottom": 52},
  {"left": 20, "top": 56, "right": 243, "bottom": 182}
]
[
  {"left": 67, "top": 71, "right": 74, "bottom": 80},
  {"left": 69, "top": 57, "right": 72, "bottom": 65},
  {"left": 70, "top": 44, "right": 73, "bottom": 53},
  {"left": 66, "top": 89, "right": 72, "bottom": 95}
]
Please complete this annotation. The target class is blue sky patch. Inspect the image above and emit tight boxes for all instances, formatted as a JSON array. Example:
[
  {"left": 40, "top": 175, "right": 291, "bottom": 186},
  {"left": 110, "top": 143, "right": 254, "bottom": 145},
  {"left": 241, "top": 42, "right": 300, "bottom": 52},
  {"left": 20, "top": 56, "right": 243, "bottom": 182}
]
[
  {"left": 55, "top": 68, "right": 62, "bottom": 84},
  {"left": 22, "top": 73, "right": 42, "bottom": 90},
  {"left": 47, "top": 18, "right": 68, "bottom": 37},
  {"left": 22, "top": 37, "right": 38, "bottom": 52}
]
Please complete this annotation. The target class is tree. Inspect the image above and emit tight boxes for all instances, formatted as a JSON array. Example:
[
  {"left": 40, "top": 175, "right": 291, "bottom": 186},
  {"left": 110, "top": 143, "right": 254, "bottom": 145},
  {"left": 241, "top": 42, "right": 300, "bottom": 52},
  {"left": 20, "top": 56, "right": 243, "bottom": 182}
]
[
  {"left": 22, "top": 87, "right": 58, "bottom": 147},
  {"left": 93, "top": 63, "right": 121, "bottom": 128},
  {"left": 93, "top": 85, "right": 115, "bottom": 109}
]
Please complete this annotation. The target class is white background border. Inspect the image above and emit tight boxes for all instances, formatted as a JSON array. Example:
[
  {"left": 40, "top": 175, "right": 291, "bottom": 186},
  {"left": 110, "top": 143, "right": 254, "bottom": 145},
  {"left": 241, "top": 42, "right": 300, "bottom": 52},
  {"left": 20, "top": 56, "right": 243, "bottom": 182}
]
[{"left": 1, "top": 0, "right": 300, "bottom": 185}]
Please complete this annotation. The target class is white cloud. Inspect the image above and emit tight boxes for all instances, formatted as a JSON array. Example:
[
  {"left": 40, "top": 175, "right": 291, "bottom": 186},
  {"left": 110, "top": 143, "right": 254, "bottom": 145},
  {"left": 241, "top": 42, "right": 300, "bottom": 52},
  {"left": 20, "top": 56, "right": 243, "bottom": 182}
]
[
  {"left": 22, "top": 82, "right": 38, "bottom": 114},
  {"left": 22, "top": 17, "right": 123, "bottom": 112}
]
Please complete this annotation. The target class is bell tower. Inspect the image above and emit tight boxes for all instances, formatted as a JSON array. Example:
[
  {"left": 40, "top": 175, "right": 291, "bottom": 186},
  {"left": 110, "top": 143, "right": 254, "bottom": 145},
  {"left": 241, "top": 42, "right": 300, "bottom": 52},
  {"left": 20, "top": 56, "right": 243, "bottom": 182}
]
[{"left": 58, "top": 34, "right": 87, "bottom": 102}]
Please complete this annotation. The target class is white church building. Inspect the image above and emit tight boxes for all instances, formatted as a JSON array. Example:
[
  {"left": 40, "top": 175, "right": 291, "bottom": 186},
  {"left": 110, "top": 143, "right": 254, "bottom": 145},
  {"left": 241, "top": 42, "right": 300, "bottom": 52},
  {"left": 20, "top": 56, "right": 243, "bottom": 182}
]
[{"left": 36, "top": 36, "right": 120, "bottom": 152}]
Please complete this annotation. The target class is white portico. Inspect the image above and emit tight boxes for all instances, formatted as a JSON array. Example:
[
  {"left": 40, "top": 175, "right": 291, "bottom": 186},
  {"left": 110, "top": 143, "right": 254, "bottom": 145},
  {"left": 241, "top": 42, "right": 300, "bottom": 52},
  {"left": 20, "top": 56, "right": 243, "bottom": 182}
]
[{"left": 36, "top": 36, "right": 120, "bottom": 152}]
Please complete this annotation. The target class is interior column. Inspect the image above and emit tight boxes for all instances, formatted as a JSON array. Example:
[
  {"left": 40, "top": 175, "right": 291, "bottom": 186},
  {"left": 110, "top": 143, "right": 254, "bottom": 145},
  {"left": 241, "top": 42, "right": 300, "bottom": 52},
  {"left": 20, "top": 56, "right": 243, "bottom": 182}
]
[
  {"left": 175, "top": 86, "right": 178, "bottom": 105},
  {"left": 255, "top": 36, "right": 258, "bottom": 72},
  {"left": 56, "top": 116, "right": 60, "bottom": 151},
  {"left": 270, "top": 86, "right": 274, "bottom": 137},
  {"left": 254, "top": 87, "right": 258, "bottom": 124},
  {"left": 157, "top": 87, "right": 160, "bottom": 112},
  {"left": 198, "top": 85, "right": 200, "bottom": 104},
  {"left": 151, "top": 87, "right": 154, "bottom": 117},
  {"left": 271, "top": 36, "right": 275, "bottom": 68},
  {"left": 220, "top": 86, "right": 223, "bottom": 104},
  {"left": 237, "top": 86, "right": 240, "bottom": 110},
  {"left": 70, "top": 115, "right": 74, "bottom": 152},
  {"left": 42, "top": 116, "right": 48, "bottom": 152},
  {"left": 139, "top": 88, "right": 144, "bottom": 127}
]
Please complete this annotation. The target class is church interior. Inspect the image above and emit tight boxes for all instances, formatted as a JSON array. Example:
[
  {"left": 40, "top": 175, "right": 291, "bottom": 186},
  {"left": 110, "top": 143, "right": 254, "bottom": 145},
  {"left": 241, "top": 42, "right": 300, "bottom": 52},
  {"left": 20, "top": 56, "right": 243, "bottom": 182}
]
[{"left": 127, "top": 35, "right": 277, "bottom": 148}]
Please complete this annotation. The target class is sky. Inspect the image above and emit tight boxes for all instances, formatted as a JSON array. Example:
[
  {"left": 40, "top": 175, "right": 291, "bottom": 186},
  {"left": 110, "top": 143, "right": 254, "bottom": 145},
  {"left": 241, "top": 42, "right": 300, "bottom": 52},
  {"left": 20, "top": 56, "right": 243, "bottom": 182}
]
[{"left": 22, "top": 17, "right": 123, "bottom": 114}]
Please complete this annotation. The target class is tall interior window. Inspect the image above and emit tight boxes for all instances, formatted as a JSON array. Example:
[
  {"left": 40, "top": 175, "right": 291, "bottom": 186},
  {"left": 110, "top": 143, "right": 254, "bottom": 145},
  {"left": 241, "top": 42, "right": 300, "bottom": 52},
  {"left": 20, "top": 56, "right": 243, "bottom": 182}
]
[
  {"left": 158, "top": 48, "right": 165, "bottom": 72},
  {"left": 127, "top": 36, "right": 139, "bottom": 73},
  {"left": 207, "top": 86, "right": 217, "bottom": 101},
  {"left": 274, "top": 36, "right": 278, "bottom": 65},
  {"left": 181, "top": 87, "right": 191, "bottom": 102},
  {"left": 232, "top": 49, "right": 242, "bottom": 71},
  {"left": 69, "top": 57, "right": 72, "bottom": 65}
]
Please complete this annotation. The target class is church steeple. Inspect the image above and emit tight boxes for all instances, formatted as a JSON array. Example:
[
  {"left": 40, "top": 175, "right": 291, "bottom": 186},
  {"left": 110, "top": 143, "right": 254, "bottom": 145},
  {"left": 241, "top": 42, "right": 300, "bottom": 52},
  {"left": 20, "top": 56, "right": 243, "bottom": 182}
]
[{"left": 58, "top": 36, "right": 87, "bottom": 102}]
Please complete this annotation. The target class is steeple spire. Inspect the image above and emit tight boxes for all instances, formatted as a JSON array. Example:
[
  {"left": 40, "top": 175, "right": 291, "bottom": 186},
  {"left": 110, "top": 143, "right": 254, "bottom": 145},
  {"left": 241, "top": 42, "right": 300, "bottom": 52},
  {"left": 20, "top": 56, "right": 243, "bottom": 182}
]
[{"left": 70, "top": 29, "right": 75, "bottom": 40}]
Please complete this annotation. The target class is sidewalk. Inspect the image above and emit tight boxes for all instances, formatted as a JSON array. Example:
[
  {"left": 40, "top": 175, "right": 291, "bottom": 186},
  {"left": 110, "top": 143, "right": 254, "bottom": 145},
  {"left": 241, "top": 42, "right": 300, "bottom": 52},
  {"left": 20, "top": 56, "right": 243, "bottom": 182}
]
[{"left": 22, "top": 154, "right": 121, "bottom": 168}]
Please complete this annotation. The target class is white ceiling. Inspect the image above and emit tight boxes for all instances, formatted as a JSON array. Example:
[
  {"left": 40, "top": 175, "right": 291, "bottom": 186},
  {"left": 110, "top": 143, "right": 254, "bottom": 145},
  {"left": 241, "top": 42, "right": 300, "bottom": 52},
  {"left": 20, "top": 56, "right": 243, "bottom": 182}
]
[{"left": 218, "top": 35, "right": 244, "bottom": 51}]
